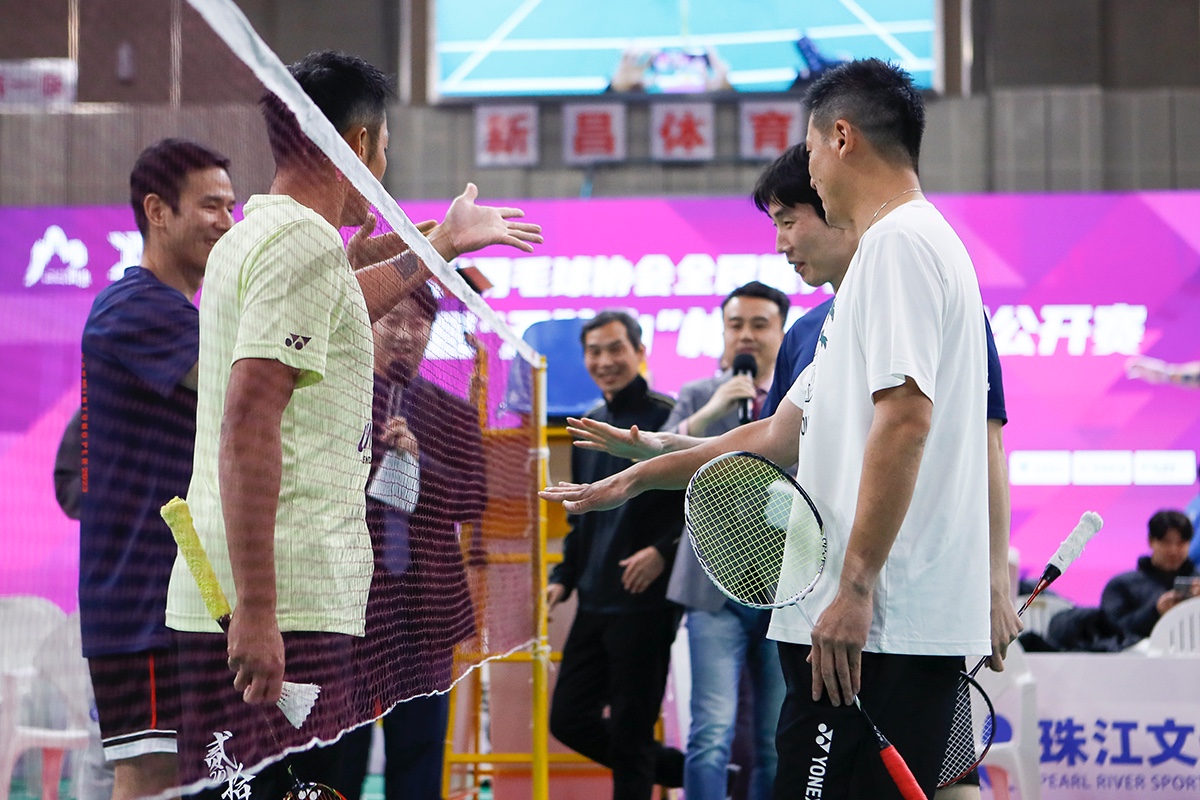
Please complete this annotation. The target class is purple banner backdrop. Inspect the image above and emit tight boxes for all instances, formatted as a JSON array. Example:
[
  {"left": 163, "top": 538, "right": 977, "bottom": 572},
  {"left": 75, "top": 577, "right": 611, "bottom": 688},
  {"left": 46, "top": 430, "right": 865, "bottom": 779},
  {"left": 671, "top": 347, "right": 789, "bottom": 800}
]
[{"left": 3, "top": 193, "right": 1198, "bottom": 612}]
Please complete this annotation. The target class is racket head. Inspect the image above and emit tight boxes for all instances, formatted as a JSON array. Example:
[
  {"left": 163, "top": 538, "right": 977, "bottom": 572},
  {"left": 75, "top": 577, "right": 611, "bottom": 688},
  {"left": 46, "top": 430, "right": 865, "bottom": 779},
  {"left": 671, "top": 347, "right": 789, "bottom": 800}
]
[
  {"left": 285, "top": 782, "right": 346, "bottom": 800},
  {"left": 684, "top": 451, "right": 825, "bottom": 609},
  {"left": 937, "top": 670, "right": 997, "bottom": 787},
  {"left": 284, "top": 767, "right": 347, "bottom": 800}
]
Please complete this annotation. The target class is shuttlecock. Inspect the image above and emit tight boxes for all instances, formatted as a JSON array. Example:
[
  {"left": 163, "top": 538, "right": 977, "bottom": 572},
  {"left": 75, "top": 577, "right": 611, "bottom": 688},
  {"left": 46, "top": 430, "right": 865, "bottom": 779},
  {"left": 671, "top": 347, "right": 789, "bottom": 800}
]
[{"left": 278, "top": 681, "right": 321, "bottom": 728}]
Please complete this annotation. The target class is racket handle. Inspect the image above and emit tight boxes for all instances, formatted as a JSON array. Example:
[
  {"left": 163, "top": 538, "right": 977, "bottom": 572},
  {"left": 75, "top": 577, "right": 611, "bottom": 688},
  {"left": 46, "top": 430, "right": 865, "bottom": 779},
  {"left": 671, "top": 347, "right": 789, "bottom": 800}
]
[
  {"left": 969, "top": 572, "right": 1056, "bottom": 679},
  {"left": 879, "top": 745, "right": 928, "bottom": 800},
  {"left": 1046, "top": 511, "right": 1103, "bottom": 576},
  {"left": 161, "top": 496, "right": 234, "bottom": 622}
]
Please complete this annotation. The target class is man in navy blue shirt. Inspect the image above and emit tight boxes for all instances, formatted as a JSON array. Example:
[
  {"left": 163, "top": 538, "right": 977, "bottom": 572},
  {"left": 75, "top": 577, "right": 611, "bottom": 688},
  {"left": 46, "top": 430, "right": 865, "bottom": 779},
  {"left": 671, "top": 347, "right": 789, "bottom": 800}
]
[
  {"left": 753, "top": 147, "right": 854, "bottom": 420},
  {"left": 80, "top": 138, "right": 235, "bottom": 800}
]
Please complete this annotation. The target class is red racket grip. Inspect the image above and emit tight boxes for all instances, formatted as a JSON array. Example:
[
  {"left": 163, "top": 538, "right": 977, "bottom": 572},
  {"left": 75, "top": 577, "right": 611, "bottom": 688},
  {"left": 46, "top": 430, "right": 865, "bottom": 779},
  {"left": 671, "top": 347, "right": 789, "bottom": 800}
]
[{"left": 880, "top": 745, "right": 927, "bottom": 800}]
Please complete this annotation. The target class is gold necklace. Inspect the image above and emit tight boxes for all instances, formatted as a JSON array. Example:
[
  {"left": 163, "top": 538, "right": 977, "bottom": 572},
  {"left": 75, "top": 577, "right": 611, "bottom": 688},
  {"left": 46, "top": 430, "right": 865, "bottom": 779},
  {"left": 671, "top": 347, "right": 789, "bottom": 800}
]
[{"left": 868, "top": 187, "right": 922, "bottom": 229}]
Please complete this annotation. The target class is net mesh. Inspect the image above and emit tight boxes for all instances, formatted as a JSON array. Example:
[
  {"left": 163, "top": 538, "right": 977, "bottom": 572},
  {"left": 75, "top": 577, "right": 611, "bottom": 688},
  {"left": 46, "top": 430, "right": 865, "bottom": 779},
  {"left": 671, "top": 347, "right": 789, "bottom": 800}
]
[
  {"left": 2, "top": 0, "right": 540, "bottom": 795},
  {"left": 684, "top": 452, "right": 824, "bottom": 609}
]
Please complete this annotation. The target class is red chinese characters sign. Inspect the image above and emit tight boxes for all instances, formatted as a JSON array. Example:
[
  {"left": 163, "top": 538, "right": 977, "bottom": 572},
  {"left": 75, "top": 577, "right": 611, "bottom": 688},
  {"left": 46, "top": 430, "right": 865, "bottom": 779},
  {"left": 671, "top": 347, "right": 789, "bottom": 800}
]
[
  {"left": 474, "top": 104, "right": 539, "bottom": 167},
  {"left": 734, "top": 100, "right": 801, "bottom": 160},
  {"left": 650, "top": 102, "right": 714, "bottom": 162},
  {"left": 563, "top": 104, "right": 625, "bottom": 165},
  {"left": 739, "top": 101, "right": 803, "bottom": 160},
  {"left": 0, "top": 59, "right": 77, "bottom": 107}
]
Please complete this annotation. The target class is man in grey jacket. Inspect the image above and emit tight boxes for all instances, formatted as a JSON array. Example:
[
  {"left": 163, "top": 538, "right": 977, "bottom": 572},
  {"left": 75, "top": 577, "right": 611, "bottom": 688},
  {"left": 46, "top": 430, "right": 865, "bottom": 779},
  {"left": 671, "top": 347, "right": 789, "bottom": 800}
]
[{"left": 663, "top": 281, "right": 789, "bottom": 800}]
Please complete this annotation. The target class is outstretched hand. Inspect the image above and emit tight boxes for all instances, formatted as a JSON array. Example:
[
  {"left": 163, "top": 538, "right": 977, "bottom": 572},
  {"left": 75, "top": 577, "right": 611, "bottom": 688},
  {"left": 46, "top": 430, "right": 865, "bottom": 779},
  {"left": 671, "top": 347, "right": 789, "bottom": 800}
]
[
  {"left": 436, "top": 183, "right": 543, "bottom": 259},
  {"left": 1125, "top": 355, "right": 1171, "bottom": 384},
  {"left": 539, "top": 473, "right": 632, "bottom": 514},
  {"left": 567, "top": 417, "right": 664, "bottom": 461},
  {"left": 350, "top": 214, "right": 439, "bottom": 271},
  {"left": 346, "top": 213, "right": 437, "bottom": 270}
]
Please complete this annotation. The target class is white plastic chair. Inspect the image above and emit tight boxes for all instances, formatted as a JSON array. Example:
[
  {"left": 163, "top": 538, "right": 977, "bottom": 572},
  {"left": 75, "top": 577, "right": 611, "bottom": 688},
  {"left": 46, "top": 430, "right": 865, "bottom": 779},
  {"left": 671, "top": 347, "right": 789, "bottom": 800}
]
[
  {"left": 975, "top": 640, "right": 1041, "bottom": 800},
  {"left": 0, "top": 596, "right": 65, "bottom": 676},
  {"left": 1147, "top": 595, "right": 1200, "bottom": 656},
  {"left": 0, "top": 605, "right": 88, "bottom": 800},
  {"left": 1016, "top": 592, "right": 1074, "bottom": 639},
  {"left": 0, "top": 593, "right": 67, "bottom": 790}
]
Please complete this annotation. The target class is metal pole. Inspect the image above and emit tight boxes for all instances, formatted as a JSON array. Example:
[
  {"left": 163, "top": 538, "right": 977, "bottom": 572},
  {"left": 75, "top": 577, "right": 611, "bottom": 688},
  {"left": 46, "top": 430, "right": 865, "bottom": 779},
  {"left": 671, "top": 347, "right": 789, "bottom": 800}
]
[{"left": 530, "top": 356, "right": 550, "bottom": 800}]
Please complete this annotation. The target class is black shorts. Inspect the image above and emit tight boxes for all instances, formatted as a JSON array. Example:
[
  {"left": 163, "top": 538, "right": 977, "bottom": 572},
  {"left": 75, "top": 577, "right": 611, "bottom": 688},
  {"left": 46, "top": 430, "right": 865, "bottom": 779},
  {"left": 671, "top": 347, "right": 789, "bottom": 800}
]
[
  {"left": 774, "top": 643, "right": 961, "bottom": 800},
  {"left": 88, "top": 647, "right": 180, "bottom": 761},
  {"left": 172, "top": 630, "right": 355, "bottom": 794}
]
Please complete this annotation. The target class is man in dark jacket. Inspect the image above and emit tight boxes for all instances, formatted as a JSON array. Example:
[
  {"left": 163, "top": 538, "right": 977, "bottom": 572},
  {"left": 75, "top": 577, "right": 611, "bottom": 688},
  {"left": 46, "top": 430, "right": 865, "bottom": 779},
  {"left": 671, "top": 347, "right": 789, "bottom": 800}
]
[
  {"left": 1101, "top": 509, "right": 1197, "bottom": 639},
  {"left": 546, "top": 310, "right": 685, "bottom": 800}
]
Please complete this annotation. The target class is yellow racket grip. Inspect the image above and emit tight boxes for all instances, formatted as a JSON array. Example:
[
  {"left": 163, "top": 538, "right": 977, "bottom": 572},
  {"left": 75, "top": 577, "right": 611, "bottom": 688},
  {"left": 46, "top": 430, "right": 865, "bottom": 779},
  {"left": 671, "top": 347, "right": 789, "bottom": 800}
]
[{"left": 161, "top": 496, "right": 232, "bottom": 623}]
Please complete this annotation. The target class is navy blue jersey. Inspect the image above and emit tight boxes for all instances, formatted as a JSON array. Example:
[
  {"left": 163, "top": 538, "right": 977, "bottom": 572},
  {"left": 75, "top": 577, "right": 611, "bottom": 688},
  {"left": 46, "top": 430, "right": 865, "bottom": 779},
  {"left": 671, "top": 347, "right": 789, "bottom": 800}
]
[
  {"left": 763, "top": 299, "right": 1007, "bottom": 424},
  {"left": 983, "top": 315, "right": 1007, "bottom": 425},
  {"left": 760, "top": 297, "right": 835, "bottom": 419},
  {"left": 80, "top": 267, "right": 199, "bottom": 657}
]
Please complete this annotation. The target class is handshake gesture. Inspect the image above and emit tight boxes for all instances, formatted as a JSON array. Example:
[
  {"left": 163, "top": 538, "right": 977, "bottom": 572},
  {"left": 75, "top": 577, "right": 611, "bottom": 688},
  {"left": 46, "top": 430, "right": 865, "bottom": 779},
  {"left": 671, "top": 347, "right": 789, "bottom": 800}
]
[{"left": 348, "top": 182, "right": 544, "bottom": 271}]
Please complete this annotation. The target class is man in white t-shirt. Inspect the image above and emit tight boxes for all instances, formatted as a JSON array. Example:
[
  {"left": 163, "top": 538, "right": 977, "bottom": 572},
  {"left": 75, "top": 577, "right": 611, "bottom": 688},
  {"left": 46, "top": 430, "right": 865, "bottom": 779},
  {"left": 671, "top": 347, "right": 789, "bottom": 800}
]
[
  {"left": 165, "top": 50, "right": 541, "bottom": 793},
  {"left": 542, "top": 58, "right": 988, "bottom": 798}
]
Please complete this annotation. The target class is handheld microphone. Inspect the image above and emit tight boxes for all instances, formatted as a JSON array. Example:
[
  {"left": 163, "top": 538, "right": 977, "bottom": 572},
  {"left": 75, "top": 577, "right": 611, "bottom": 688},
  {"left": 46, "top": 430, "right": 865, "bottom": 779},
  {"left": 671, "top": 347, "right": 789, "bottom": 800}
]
[{"left": 731, "top": 353, "right": 757, "bottom": 425}]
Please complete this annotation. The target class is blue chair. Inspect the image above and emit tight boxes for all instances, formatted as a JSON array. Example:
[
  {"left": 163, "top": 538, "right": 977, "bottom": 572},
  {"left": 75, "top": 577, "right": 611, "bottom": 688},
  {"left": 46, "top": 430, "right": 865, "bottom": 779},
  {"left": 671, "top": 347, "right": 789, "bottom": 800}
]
[{"left": 504, "top": 318, "right": 601, "bottom": 419}]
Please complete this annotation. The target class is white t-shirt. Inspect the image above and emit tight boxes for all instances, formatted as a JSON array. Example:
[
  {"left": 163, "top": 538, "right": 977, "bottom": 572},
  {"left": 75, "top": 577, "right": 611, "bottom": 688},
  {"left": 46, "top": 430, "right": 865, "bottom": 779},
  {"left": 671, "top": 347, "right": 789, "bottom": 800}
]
[
  {"left": 771, "top": 199, "right": 990, "bottom": 657},
  {"left": 166, "top": 194, "right": 374, "bottom": 636}
]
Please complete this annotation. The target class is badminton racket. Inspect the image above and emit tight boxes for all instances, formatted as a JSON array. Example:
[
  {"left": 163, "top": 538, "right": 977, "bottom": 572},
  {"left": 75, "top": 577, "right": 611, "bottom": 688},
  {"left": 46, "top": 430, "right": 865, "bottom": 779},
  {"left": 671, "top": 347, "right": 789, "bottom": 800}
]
[
  {"left": 937, "top": 510, "right": 1104, "bottom": 787},
  {"left": 280, "top": 767, "right": 347, "bottom": 800},
  {"left": 161, "top": 496, "right": 321, "bottom": 728},
  {"left": 685, "top": 451, "right": 924, "bottom": 800},
  {"left": 684, "top": 451, "right": 825, "bottom": 608}
]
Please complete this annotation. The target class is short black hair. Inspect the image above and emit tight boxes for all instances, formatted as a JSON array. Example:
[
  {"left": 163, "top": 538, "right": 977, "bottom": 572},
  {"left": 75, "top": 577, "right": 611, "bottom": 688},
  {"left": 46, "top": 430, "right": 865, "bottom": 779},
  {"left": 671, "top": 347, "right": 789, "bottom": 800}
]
[
  {"left": 262, "top": 50, "right": 394, "bottom": 168},
  {"left": 409, "top": 281, "right": 439, "bottom": 324},
  {"left": 129, "top": 138, "right": 230, "bottom": 238},
  {"left": 721, "top": 280, "right": 790, "bottom": 323},
  {"left": 805, "top": 58, "right": 925, "bottom": 170},
  {"left": 1149, "top": 509, "right": 1194, "bottom": 542},
  {"left": 580, "top": 310, "right": 642, "bottom": 351},
  {"left": 751, "top": 144, "right": 825, "bottom": 221}
]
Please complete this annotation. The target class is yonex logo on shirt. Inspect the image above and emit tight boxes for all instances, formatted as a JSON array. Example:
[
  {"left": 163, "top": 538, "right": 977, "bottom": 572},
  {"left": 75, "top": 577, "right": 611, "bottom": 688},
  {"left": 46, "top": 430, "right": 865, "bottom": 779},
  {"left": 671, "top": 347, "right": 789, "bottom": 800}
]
[
  {"left": 358, "top": 423, "right": 371, "bottom": 453},
  {"left": 285, "top": 333, "right": 311, "bottom": 350}
]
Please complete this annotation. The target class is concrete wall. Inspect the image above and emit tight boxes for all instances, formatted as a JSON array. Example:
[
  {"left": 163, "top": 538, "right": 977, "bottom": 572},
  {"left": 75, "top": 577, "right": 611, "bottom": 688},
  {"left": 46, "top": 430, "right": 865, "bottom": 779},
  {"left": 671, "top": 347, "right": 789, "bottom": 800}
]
[
  {"left": 4, "top": 0, "right": 1197, "bottom": 99},
  {"left": 973, "top": 0, "right": 1200, "bottom": 90},
  {"left": 4, "top": 87, "right": 1198, "bottom": 207},
  {"left": 2, "top": 0, "right": 1198, "bottom": 203}
]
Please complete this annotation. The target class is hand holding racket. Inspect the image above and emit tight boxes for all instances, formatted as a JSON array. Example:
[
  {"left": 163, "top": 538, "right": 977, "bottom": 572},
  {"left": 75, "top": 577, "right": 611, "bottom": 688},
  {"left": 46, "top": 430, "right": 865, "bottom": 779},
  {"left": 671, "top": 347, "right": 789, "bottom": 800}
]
[
  {"left": 161, "top": 497, "right": 320, "bottom": 728},
  {"left": 685, "top": 452, "right": 926, "bottom": 800},
  {"left": 937, "top": 510, "right": 1104, "bottom": 788}
]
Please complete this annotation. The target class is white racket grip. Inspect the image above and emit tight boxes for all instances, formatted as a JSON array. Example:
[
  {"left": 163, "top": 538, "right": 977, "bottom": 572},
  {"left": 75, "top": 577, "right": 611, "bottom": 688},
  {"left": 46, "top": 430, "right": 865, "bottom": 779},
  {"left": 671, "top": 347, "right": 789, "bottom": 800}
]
[{"left": 1048, "top": 511, "right": 1103, "bottom": 575}]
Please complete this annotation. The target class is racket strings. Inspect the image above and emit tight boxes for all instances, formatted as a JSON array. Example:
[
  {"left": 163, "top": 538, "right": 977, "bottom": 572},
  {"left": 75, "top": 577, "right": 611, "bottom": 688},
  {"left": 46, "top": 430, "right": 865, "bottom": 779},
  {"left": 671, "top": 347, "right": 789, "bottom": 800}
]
[
  {"left": 686, "top": 454, "right": 823, "bottom": 608},
  {"left": 938, "top": 672, "right": 995, "bottom": 786}
]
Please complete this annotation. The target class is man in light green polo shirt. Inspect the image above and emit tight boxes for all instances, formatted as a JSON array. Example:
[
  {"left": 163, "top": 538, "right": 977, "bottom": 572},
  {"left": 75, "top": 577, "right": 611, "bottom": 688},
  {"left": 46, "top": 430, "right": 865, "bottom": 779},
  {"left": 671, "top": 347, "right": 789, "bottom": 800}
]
[{"left": 165, "top": 50, "right": 542, "bottom": 793}]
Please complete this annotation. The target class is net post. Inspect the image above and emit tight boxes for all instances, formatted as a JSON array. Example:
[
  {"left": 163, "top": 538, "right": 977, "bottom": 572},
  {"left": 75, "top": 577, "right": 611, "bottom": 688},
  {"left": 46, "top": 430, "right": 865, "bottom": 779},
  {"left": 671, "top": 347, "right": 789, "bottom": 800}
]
[{"left": 530, "top": 355, "right": 551, "bottom": 800}]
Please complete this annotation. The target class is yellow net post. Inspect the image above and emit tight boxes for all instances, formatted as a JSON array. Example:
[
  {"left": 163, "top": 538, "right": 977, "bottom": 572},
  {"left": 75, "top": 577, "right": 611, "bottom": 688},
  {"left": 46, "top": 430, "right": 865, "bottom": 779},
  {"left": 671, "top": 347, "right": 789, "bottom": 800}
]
[{"left": 530, "top": 355, "right": 551, "bottom": 800}]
